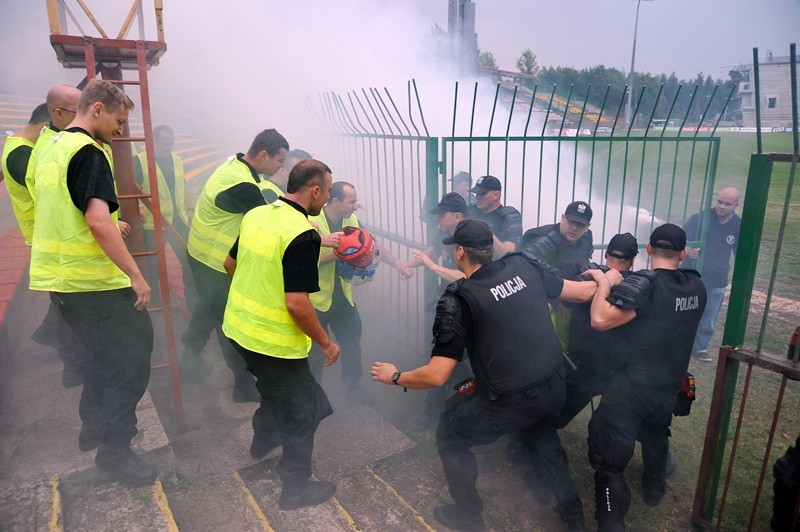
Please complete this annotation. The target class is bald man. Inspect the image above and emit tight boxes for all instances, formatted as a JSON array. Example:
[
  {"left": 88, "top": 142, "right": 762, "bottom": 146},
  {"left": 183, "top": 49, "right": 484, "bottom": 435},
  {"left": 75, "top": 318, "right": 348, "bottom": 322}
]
[
  {"left": 682, "top": 187, "right": 741, "bottom": 362},
  {"left": 24, "top": 84, "right": 82, "bottom": 195}
]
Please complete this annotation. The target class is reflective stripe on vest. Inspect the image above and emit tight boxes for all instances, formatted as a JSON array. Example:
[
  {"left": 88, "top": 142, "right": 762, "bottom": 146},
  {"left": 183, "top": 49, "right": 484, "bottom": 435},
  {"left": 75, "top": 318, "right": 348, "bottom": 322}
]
[
  {"left": 135, "top": 151, "right": 188, "bottom": 230},
  {"left": 222, "top": 201, "right": 314, "bottom": 358},
  {"left": 308, "top": 211, "right": 358, "bottom": 311},
  {"left": 29, "top": 131, "right": 130, "bottom": 293},
  {"left": 187, "top": 155, "right": 260, "bottom": 272},
  {"left": 2, "top": 136, "right": 36, "bottom": 245}
]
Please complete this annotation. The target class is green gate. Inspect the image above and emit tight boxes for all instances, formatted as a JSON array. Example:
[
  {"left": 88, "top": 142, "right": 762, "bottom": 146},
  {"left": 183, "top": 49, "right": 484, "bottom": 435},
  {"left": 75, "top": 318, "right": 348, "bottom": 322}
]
[{"left": 315, "top": 75, "right": 733, "bottom": 358}]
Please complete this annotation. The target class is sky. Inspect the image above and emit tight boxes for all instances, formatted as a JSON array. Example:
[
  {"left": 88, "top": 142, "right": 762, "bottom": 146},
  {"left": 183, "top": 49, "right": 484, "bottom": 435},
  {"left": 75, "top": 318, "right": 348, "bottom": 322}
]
[{"left": 0, "top": 0, "right": 797, "bottom": 147}]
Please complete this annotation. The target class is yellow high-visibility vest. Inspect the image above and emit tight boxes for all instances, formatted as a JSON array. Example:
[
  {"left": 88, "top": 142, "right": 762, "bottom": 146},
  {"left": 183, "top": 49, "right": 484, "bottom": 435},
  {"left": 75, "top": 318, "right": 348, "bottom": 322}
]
[
  {"left": 24, "top": 124, "right": 59, "bottom": 202},
  {"left": 187, "top": 155, "right": 261, "bottom": 272},
  {"left": 222, "top": 201, "right": 315, "bottom": 358},
  {"left": 308, "top": 211, "right": 358, "bottom": 312},
  {"left": 258, "top": 178, "right": 284, "bottom": 204},
  {"left": 135, "top": 151, "right": 188, "bottom": 230},
  {"left": 2, "top": 135, "right": 36, "bottom": 245},
  {"left": 29, "top": 131, "right": 130, "bottom": 293}
]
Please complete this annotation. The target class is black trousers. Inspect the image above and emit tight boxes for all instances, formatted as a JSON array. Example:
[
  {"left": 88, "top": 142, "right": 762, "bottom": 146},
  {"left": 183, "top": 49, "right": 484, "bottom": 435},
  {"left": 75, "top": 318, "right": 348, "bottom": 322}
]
[
  {"left": 51, "top": 289, "right": 153, "bottom": 448},
  {"left": 38, "top": 300, "right": 88, "bottom": 372},
  {"left": 181, "top": 253, "right": 249, "bottom": 385},
  {"left": 588, "top": 371, "right": 675, "bottom": 531},
  {"left": 308, "top": 286, "right": 363, "bottom": 385},
  {"left": 142, "top": 222, "right": 191, "bottom": 309},
  {"left": 436, "top": 368, "right": 582, "bottom": 518},
  {"left": 556, "top": 366, "right": 609, "bottom": 429},
  {"left": 233, "top": 342, "right": 333, "bottom": 489}
]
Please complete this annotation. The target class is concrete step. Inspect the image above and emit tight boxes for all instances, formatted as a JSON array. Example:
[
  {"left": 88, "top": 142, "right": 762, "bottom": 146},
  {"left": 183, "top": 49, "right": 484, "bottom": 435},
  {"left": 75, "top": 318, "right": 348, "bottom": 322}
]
[
  {"left": 59, "top": 476, "right": 176, "bottom": 532},
  {"left": 0, "top": 477, "right": 56, "bottom": 531}
]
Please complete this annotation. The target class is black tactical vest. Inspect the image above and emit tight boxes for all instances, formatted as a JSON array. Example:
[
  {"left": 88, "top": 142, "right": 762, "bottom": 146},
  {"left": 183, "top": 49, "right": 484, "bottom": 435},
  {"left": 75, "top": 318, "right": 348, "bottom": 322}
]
[
  {"left": 455, "top": 255, "right": 564, "bottom": 393},
  {"left": 625, "top": 269, "right": 706, "bottom": 388}
]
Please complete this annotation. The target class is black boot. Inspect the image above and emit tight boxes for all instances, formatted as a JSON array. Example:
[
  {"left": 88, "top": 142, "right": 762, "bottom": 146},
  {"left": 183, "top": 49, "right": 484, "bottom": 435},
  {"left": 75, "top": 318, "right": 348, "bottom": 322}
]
[
  {"left": 95, "top": 445, "right": 158, "bottom": 485},
  {"left": 279, "top": 480, "right": 336, "bottom": 510}
]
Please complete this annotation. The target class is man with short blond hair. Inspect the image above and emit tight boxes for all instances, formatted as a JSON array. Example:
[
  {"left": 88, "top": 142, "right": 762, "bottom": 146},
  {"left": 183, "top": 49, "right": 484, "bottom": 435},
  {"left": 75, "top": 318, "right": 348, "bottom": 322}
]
[{"left": 29, "top": 79, "right": 157, "bottom": 485}]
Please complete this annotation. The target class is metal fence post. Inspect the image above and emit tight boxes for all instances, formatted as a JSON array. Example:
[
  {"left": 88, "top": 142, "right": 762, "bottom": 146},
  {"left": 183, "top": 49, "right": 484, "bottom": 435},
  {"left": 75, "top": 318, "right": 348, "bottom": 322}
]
[
  {"left": 692, "top": 152, "right": 774, "bottom": 524},
  {"left": 424, "top": 136, "right": 441, "bottom": 326}
]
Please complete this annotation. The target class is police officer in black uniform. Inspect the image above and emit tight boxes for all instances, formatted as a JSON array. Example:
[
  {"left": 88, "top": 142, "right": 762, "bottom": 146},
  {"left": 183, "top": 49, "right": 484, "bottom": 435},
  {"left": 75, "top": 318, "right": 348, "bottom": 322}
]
[
  {"left": 520, "top": 200, "right": 594, "bottom": 267},
  {"left": 583, "top": 224, "right": 706, "bottom": 531},
  {"left": 466, "top": 175, "right": 523, "bottom": 256},
  {"left": 522, "top": 234, "right": 638, "bottom": 503},
  {"left": 372, "top": 219, "right": 597, "bottom": 532},
  {"left": 557, "top": 232, "right": 638, "bottom": 427}
]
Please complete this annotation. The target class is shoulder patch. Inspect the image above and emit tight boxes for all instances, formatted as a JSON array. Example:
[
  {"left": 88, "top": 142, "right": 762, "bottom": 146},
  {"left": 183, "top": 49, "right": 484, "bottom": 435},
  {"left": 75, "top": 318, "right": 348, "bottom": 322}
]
[{"left": 606, "top": 269, "right": 655, "bottom": 310}]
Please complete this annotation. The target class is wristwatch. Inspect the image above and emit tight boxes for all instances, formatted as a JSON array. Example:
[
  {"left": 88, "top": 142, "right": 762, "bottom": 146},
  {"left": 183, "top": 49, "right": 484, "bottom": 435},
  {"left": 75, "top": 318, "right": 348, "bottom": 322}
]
[{"left": 391, "top": 371, "right": 407, "bottom": 392}]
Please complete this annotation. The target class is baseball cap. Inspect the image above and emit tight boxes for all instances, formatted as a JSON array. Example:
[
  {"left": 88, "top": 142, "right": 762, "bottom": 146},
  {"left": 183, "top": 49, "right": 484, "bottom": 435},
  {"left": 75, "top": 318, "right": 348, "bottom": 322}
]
[
  {"left": 442, "top": 219, "right": 494, "bottom": 247},
  {"left": 429, "top": 192, "right": 468, "bottom": 215},
  {"left": 449, "top": 171, "right": 471, "bottom": 185},
  {"left": 606, "top": 232, "right": 639, "bottom": 260},
  {"left": 649, "top": 223, "right": 687, "bottom": 251},
  {"left": 469, "top": 175, "right": 502, "bottom": 194},
  {"left": 564, "top": 201, "right": 593, "bottom": 225}
]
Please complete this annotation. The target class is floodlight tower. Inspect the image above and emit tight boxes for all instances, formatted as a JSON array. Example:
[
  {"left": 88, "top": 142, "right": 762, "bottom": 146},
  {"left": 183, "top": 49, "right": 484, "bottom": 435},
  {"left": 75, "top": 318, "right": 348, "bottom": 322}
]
[
  {"left": 626, "top": 0, "right": 653, "bottom": 126},
  {"left": 448, "top": 0, "right": 478, "bottom": 76}
]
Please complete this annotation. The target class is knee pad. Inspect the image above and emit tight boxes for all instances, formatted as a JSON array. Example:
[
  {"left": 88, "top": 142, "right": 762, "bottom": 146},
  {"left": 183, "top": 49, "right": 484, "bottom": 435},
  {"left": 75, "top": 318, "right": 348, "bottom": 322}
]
[{"left": 594, "top": 468, "right": 630, "bottom": 529}]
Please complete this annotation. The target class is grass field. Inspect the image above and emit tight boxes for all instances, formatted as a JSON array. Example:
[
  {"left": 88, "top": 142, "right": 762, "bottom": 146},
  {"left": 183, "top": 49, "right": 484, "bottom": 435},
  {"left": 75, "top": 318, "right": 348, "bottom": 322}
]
[{"left": 581, "top": 131, "right": 800, "bottom": 529}]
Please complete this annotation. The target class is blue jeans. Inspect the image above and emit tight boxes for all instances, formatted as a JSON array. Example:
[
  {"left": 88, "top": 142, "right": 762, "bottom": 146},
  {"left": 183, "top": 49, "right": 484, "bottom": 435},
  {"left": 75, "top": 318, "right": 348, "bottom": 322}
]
[{"left": 692, "top": 286, "right": 726, "bottom": 353}]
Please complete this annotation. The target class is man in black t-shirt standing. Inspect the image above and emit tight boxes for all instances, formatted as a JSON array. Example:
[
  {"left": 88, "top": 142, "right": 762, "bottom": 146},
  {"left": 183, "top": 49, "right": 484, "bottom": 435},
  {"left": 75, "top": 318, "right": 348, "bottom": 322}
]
[
  {"left": 222, "top": 160, "right": 341, "bottom": 510},
  {"left": 29, "top": 79, "right": 157, "bottom": 485},
  {"left": 466, "top": 175, "right": 522, "bottom": 256},
  {"left": 682, "top": 187, "right": 741, "bottom": 362},
  {"left": 372, "top": 220, "right": 597, "bottom": 531}
]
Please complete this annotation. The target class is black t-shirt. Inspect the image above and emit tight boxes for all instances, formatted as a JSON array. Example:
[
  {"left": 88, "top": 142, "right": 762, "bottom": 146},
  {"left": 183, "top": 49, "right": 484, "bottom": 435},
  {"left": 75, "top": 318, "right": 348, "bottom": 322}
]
[
  {"left": 467, "top": 204, "right": 523, "bottom": 246},
  {"left": 65, "top": 128, "right": 119, "bottom": 214},
  {"left": 431, "top": 258, "right": 564, "bottom": 361},
  {"left": 215, "top": 154, "right": 266, "bottom": 214},
  {"left": 682, "top": 209, "right": 741, "bottom": 288},
  {"left": 5, "top": 144, "right": 33, "bottom": 187},
  {"left": 228, "top": 197, "right": 322, "bottom": 293}
]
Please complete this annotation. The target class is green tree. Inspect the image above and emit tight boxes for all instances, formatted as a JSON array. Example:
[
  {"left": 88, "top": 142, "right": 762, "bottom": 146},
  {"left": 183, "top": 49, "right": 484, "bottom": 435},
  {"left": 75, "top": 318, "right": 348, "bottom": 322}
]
[
  {"left": 516, "top": 48, "right": 540, "bottom": 77},
  {"left": 477, "top": 48, "right": 497, "bottom": 69}
]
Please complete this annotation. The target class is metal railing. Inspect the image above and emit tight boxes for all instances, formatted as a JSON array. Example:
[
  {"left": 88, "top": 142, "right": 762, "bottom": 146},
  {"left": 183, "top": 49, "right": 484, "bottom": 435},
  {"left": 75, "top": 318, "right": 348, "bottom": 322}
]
[
  {"left": 313, "top": 75, "right": 732, "bottom": 358},
  {"left": 692, "top": 44, "right": 800, "bottom": 530}
]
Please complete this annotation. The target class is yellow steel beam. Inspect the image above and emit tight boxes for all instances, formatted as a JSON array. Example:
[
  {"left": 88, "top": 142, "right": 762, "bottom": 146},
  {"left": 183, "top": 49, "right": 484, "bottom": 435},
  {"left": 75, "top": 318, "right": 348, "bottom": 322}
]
[
  {"left": 74, "top": 0, "right": 109, "bottom": 38},
  {"left": 155, "top": 0, "right": 164, "bottom": 42},
  {"left": 116, "top": 0, "right": 142, "bottom": 40},
  {"left": 46, "top": 0, "right": 61, "bottom": 33}
]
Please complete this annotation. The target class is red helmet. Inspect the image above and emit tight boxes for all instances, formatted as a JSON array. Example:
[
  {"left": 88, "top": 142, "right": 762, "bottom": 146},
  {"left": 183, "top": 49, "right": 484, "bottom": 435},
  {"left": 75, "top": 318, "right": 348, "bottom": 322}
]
[{"left": 333, "top": 226, "right": 377, "bottom": 269}]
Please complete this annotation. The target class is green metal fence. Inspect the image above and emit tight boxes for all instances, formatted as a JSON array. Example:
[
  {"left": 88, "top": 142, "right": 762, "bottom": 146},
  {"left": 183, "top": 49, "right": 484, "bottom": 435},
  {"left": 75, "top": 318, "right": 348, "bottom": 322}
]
[
  {"left": 692, "top": 44, "right": 800, "bottom": 530},
  {"left": 314, "top": 76, "right": 733, "bottom": 361}
]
